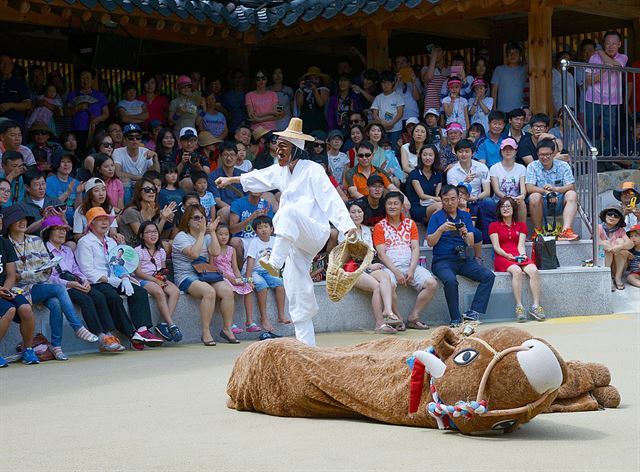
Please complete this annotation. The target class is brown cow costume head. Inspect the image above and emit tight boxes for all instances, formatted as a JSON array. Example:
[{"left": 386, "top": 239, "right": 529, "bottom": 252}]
[{"left": 409, "top": 326, "right": 568, "bottom": 433}]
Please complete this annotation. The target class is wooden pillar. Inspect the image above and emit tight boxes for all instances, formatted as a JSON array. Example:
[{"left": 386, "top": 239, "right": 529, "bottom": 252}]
[
  {"left": 632, "top": 18, "right": 640, "bottom": 63},
  {"left": 527, "top": 0, "right": 553, "bottom": 115},
  {"left": 364, "top": 24, "right": 389, "bottom": 71}
]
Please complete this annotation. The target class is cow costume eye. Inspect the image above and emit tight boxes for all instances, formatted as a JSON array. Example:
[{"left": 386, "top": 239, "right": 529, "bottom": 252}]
[{"left": 453, "top": 349, "right": 479, "bottom": 366}]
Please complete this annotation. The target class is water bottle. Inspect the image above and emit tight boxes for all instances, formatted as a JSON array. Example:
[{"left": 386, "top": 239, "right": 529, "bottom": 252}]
[{"left": 257, "top": 199, "right": 266, "bottom": 211}]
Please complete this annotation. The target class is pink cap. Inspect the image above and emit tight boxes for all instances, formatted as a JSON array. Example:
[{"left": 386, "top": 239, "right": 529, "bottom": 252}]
[
  {"left": 176, "top": 75, "right": 192, "bottom": 87},
  {"left": 500, "top": 137, "right": 518, "bottom": 150},
  {"left": 446, "top": 122, "right": 464, "bottom": 132},
  {"left": 472, "top": 78, "right": 487, "bottom": 88},
  {"left": 447, "top": 78, "right": 462, "bottom": 87}
]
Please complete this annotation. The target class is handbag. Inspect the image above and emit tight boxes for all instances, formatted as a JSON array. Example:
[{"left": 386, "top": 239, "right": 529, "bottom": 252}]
[
  {"left": 532, "top": 234, "right": 560, "bottom": 270},
  {"left": 16, "top": 333, "right": 55, "bottom": 361},
  {"left": 191, "top": 256, "right": 223, "bottom": 283}
]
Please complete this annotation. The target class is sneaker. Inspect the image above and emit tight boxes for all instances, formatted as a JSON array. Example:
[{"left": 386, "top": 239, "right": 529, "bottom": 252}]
[
  {"left": 231, "top": 324, "right": 244, "bottom": 335},
  {"left": 515, "top": 305, "right": 526, "bottom": 323},
  {"left": 100, "top": 335, "right": 125, "bottom": 353},
  {"left": 132, "top": 329, "right": 164, "bottom": 347},
  {"left": 259, "top": 257, "right": 282, "bottom": 278},
  {"left": 169, "top": 325, "right": 183, "bottom": 343},
  {"left": 462, "top": 310, "right": 480, "bottom": 322},
  {"left": 449, "top": 318, "right": 462, "bottom": 328},
  {"left": 75, "top": 326, "right": 99, "bottom": 343},
  {"left": 259, "top": 331, "right": 282, "bottom": 340},
  {"left": 130, "top": 340, "right": 145, "bottom": 351},
  {"left": 21, "top": 348, "right": 40, "bottom": 365},
  {"left": 528, "top": 305, "right": 547, "bottom": 322},
  {"left": 558, "top": 228, "right": 579, "bottom": 241},
  {"left": 245, "top": 323, "right": 262, "bottom": 333},
  {"left": 0, "top": 356, "right": 8, "bottom": 368},
  {"left": 49, "top": 345, "right": 69, "bottom": 361},
  {"left": 155, "top": 323, "right": 174, "bottom": 341}
]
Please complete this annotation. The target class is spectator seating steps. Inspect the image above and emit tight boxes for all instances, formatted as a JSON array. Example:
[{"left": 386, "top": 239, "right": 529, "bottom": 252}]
[{"left": 0, "top": 265, "right": 611, "bottom": 359}]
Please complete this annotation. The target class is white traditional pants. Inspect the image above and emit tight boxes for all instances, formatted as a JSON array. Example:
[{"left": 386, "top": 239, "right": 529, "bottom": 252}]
[{"left": 269, "top": 206, "right": 329, "bottom": 346}]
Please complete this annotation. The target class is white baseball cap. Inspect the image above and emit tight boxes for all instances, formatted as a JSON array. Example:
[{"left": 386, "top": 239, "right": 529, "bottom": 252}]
[{"left": 179, "top": 127, "right": 197, "bottom": 139}]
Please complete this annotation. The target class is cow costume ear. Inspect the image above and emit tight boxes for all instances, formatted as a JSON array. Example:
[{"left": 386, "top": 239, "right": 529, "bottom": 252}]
[{"left": 429, "top": 326, "right": 462, "bottom": 360}]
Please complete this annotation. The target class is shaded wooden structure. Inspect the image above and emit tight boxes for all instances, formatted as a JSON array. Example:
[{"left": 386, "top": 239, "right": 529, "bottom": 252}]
[{"left": 1, "top": 0, "right": 638, "bottom": 114}]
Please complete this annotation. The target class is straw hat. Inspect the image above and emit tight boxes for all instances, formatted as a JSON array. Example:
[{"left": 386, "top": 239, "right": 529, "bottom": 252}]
[
  {"left": 273, "top": 118, "right": 315, "bottom": 142},
  {"left": 198, "top": 131, "right": 222, "bottom": 147},
  {"left": 252, "top": 127, "right": 270, "bottom": 142},
  {"left": 300, "top": 66, "right": 330, "bottom": 84},
  {"left": 28, "top": 121, "right": 55, "bottom": 137}
]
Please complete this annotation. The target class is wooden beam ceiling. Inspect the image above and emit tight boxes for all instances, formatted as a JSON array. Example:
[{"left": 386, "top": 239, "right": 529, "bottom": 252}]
[{"left": 559, "top": 0, "right": 640, "bottom": 21}]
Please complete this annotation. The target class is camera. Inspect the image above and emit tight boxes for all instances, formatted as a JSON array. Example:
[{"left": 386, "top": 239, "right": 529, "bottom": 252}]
[
  {"left": 454, "top": 245, "right": 467, "bottom": 261},
  {"left": 546, "top": 192, "right": 558, "bottom": 209},
  {"left": 304, "top": 79, "right": 313, "bottom": 89},
  {"left": 426, "top": 43, "right": 435, "bottom": 54}
]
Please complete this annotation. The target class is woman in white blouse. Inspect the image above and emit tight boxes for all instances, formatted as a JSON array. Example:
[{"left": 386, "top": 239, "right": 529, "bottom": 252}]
[{"left": 338, "top": 201, "right": 402, "bottom": 334}]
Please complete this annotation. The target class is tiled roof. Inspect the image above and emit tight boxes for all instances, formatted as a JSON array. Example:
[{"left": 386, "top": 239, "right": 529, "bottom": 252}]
[{"left": 48, "top": 0, "right": 439, "bottom": 32}]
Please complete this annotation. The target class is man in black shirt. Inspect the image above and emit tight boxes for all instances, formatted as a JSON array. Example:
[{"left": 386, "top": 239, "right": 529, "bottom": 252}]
[{"left": 354, "top": 175, "right": 387, "bottom": 227}]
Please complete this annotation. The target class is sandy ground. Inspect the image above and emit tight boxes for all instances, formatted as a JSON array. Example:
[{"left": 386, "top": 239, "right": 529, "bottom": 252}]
[{"left": 1, "top": 313, "right": 638, "bottom": 472}]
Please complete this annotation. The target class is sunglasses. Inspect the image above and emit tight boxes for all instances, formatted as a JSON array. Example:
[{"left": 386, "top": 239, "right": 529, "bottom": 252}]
[
  {"left": 126, "top": 135, "right": 142, "bottom": 141},
  {"left": 255, "top": 75, "right": 267, "bottom": 81},
  {"left": 33, "top": 131, "right": 49, "bottom": 136},
  {"left": 349, "top": 119, "right": 362, "bottom": 124},
  {"left": 142, "top": 187, "right": 157, "bottom": 194},
  {"left": 101, "top": 142, "right": 114, "bottom": 148},
  {"left": 191, "top": 215, "right": 205, "bottom": 221},
  {"left": 313, "top": 143, "right": 325, "bottom": 147},
  {"left": 606, "top": 211, "right": 620, "bottom": 218},
  {"left": 357, "top": 152, "right": 372, "bottom": 158}
]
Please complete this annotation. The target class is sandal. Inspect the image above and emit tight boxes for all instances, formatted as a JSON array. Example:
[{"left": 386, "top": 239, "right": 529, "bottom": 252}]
[
  {"left": 383, "top": 314, "right": 404, "bottom": 328},
  {"left": 219, "top": 330, "right": 240, "bottom": 344},
  {"left": 615, "top": 281, "right": 625, "bottom": 290},
  {"left": 374, "top": 323, "right": 398, "bottom": 334},
  {"left": 201, "top": 336, "right": 216, "bottom": 347},
  {"left": 406, "top": 319, "right": 429, "bottom": 330}
]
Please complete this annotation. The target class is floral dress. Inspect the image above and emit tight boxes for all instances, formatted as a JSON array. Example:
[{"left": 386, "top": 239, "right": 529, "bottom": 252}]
[{"left": 212, "top": 246, "right": 252, "bottom": 295}]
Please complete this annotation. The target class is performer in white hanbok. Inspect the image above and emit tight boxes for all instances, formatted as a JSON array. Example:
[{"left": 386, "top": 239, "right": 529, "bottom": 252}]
[{"left": 216, "top": 118, "right": 356, "bottom": 345}]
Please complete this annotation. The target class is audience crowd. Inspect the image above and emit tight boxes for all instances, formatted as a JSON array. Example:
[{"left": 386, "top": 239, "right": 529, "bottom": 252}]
[{"left": 1, "top": 32, "right": 639, "bottom": 365}]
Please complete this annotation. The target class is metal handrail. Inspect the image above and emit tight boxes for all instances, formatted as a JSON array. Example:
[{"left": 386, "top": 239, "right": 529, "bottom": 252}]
[
  {"left": 561, "top": 104, "right": 599, "bottom": 265},
  {"left": 561, "top": 59, "right": 640, "bottom": 74},
  {"left": 561, "top": 59, "right": 602, "bottom": 265}
]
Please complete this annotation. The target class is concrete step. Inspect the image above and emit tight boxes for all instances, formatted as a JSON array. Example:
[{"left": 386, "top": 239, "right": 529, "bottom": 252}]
[
  {"left": 420, "top": 239, "right": 595, "bottom": 271},
  {"left": 0, "top": 266, "right": 612, "bottom": 358}
]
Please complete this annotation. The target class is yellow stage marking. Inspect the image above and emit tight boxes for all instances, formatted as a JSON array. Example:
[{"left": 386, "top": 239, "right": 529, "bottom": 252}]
[{"left": 547, "top": 314, "right": 634, "bottom": 324}]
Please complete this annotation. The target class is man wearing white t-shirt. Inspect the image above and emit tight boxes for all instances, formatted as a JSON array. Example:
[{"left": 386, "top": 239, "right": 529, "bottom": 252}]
[
  {"left": 446, "top": 139, "right": 496, "bottom": 243},
  {"left": 489, "top": 138, "right": 527, "bottom": 221},
  {"left": 112, "top": 123, "right": 159, "bottom": 200}
]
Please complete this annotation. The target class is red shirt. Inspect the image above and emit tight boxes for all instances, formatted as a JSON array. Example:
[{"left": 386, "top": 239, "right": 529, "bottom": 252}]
[{"left": 140, "top": 94, "right": 169, "bottom": 127}]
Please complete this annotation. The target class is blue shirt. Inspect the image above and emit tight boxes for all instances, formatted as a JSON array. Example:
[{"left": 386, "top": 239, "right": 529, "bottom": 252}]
[
  {"left": 475, "top": 135, "right": 502, "bottom": 167},
  {"left": 46, "top": 175, "right": 79, "bottom": 224},
  {"left": 0, "top": 172, "right": 25, "bottom": 208},
  {"left": 406, "top": 168, "right": 444, "bottom": 205},
  {"left": 525, "top": 159, "right": 575, "bottom": 188},
  {"left": 427, "top": 209, "right": 474, "bottom": 260},
  {"left": 208, "top": 167, "right": 245, "bottom": 206},
  {"left": 229, "top": 197, "right": 274, "bottom": 238},
  {"left": 159, "top": 187, "right": 184, "bottom": 209}
]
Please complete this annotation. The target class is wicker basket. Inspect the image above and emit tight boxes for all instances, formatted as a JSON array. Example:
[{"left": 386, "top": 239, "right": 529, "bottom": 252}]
[{"left": 325, "top": 237, "right": 374, "bottom": 302}]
